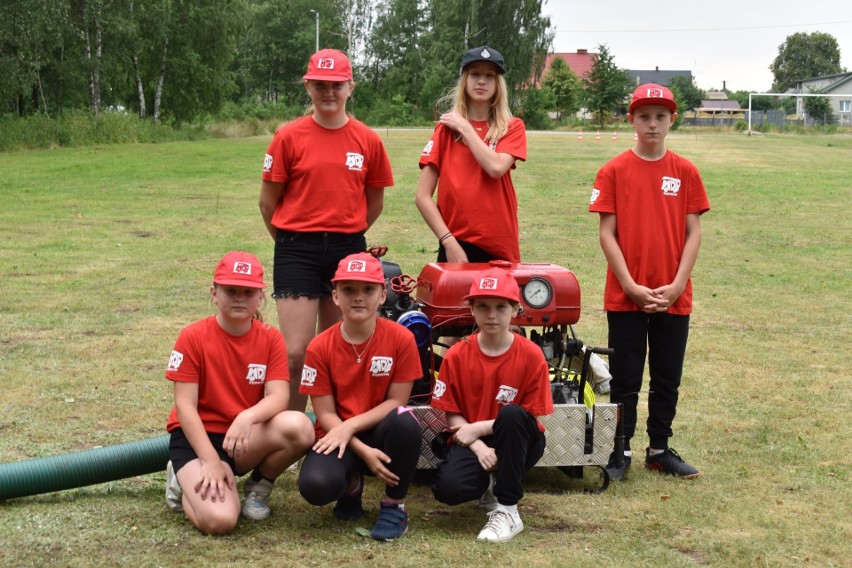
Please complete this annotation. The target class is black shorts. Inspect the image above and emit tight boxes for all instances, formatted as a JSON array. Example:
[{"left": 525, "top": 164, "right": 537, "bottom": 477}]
[
  {"left": 169, "top": 428, "right": 239, "bottom": 475},
  {"left": 437, "top": 238, "right": 498, "bottom": 263},
  {"left": 272, "top": 231, "right": 366, "bottom": 299}
]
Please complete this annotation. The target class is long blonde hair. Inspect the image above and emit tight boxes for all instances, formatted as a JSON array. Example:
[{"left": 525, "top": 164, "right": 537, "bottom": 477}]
[{"left": 436, "top": 68, "right": 512, "bottom": 144}]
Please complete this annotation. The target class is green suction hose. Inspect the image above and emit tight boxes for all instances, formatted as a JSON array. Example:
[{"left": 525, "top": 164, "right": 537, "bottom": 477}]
[{"left": 0, "top": 435, "right": 169, "bottom": 501}]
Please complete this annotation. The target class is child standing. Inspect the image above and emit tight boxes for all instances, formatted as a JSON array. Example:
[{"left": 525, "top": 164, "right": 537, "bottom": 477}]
[
  {"left": 164, "top": 251, "right": 315, "bottom": 535},
  {"left": 430, "top": 267, "right": 553, "bottom": 543},
  {"left": 415, "top": 46, "right": 527, "bottom": 263},
  {"left": 589, "top": 84, "right": 710, "bottom": 479},
  {"left": 297, "top": 253, "right": 422, "bottom": 541},
  {"left": 259, "top": 49, "right": 394, "bottom": 413}
]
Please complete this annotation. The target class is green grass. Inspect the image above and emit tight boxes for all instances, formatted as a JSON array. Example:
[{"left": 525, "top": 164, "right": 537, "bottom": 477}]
[{"left": 0, "top": 131, "right": 850, "bottom": 567}]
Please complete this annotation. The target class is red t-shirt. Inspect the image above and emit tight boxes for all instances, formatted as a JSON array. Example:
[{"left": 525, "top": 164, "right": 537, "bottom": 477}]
[
  {"left": 419, "top": 117, "right": 527, "bottom": 262},
  {"left": 299, "top": 318, "right": 422, "bottom": 439},
  {"left": 431, "top": 333, "right": 554, "bottom": 431},
  {"left": 262, "top": 115, "right": 394, "bottom": 233},
  {"left": 165, "top": 317, "right": 289, "bottom": 434},
  {"left": 589, "top": 149, "right": 710, "bottom": 315}
]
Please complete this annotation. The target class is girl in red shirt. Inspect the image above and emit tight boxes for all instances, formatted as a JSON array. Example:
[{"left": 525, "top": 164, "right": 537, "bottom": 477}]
[
  {"left": 298, "top": 253, "right": 422, "bottom": 541},
  {"left": 416, "top": 45, "right": 527, "bottom": 263},
  {"left": 259, "top": 49, "right": 394, "bottom": 413},
  {"left": 165, "top": 251, "right": 314, "bottom": 535}
]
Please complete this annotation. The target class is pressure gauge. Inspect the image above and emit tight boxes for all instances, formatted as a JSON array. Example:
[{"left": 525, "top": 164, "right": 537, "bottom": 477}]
[{"left": 523, "top": 277, "right": 552, "bottom": 308}]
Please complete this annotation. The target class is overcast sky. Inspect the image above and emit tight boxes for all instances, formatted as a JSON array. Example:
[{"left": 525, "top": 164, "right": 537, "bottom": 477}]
[{"left": 541, "top": 1, "right": 852, "bottom": 92}]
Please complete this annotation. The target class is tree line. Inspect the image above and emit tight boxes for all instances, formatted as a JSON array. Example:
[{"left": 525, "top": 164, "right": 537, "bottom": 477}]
[
  {"left": 2, "top": 1, "right": 845, "bottom": 129},
  {"left": 1, "top": 0, "right": 558, "bottom": 124}
]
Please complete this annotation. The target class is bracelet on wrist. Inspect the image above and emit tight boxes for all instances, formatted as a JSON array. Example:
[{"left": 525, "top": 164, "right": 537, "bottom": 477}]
[{"left": 439, "top": 231, "right": 454, "bottom": 243}]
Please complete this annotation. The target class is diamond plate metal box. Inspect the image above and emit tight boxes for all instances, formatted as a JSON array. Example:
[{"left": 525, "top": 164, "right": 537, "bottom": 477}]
[{"left": 411, "top": 403, "right": 617, "bottom": 469}]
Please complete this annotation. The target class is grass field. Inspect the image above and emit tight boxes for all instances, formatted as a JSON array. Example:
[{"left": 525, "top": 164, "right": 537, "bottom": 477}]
[{"left": 0, "top": 130, "right": 850, "bottom": 567}]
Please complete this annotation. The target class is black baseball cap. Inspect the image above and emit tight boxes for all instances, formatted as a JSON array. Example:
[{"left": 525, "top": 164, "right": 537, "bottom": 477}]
[{"left": 460, "top": 46, "right": 506, "bottom": 74}]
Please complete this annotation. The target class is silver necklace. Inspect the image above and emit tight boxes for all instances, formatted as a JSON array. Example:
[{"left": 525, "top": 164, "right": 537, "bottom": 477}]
[{"left": 340, "top": 325, "right": 376, "bottom": 363}]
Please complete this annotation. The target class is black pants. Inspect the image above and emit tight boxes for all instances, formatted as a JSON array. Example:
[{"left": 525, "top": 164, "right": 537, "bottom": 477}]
[
  {"left": 607, "top": 311, "right": 690, "bottom": 451},
  {"left": 432, "top": 404, "right": 545, "bottom": 507},
  {"left": 298, "top": 407, "right": 421, "bottom": 503}
]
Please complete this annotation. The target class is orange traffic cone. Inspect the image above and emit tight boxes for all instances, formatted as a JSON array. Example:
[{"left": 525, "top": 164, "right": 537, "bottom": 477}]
[
  {"left": 595, "top": 130, "right": 600, "bottom": 142},
  {"left": 612, "top": 130, "right": 617, "bottom": 142},
  {"left": 577, "top": 130, "right": 583, "bottom": 142}
]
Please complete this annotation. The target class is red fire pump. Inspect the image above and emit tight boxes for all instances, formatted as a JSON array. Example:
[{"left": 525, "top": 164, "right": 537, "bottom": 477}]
[{"left": 376, "top": 252, "right": 624, "bottom": 488}]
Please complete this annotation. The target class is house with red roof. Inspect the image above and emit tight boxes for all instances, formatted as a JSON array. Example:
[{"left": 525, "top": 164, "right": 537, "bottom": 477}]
[{"left": 536, "top": 49, "right": 597, "bottom": 86}]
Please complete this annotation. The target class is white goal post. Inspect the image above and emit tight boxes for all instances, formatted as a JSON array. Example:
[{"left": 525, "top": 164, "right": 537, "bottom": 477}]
[{"left": 748, "top": 92, "right": 851, "bottom": 135}]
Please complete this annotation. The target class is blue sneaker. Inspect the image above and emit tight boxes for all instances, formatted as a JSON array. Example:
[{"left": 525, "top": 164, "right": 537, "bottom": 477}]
[{"left": 370, "top": 502, "right": 408, "bottom": 541}]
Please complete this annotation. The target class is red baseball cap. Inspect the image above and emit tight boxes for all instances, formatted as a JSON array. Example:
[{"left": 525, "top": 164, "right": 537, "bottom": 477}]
[
  {"left": 629, "top": 83, "right": 677, "bottom": 113},
  {"left": 303, "top": 49, "right": 353, "bottom": 81},
  {"left": 213, "top": 251, "right": 265, "bottom": 289},
  {"left": 331, "top": 252, "right": 385, "bottom": 284},
  {"left": 464, "top": 267, "right": 520, "bottom": 303}
]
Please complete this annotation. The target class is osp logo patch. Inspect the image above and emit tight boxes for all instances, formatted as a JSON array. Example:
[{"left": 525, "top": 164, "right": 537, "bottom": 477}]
[
  {"left": 232, "top": 261, "right": 252, "bottom": 276},
  {"left": 167, "top": 350, "right": 184, "bottom": 373},
  {"left": 301, "top": 366, "right": 317, "bottom": 387},
  {"left": 369, "top": 356, "right": 393, "bottom": 377},
  {"left": 661, "top": 176, "right": 681, "bottom": 196},
  {"left": 477, "top": 277, "right": 499, "bottom": 291},
  {"left": 263, "top": 153, "right": 273, "bottom": 172},
  {"left": 590, "top": 188, "right": 601, "bottom": 204},
  {"left": 346, "top": 152, "right": 364, "bottom": 171},
  {"left": 317, "top": 58, "right": 335, "bottom": 70},
  {"left": 421, "top": 140, "right": 434, "bottom": 156},
  {"left": 246, "top": 364, "right": 267, "bottom": 385},
  {"left": 495, "top": 385, "right": 518, "bottom": 405},
  {"left": 432, "top": 379, "right": 447, "bottom": 400}
]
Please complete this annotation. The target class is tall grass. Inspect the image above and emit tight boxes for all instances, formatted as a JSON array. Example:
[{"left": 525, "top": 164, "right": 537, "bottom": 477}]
[{"left": 0, "top": 131, "right": 849, "bottom": 567}]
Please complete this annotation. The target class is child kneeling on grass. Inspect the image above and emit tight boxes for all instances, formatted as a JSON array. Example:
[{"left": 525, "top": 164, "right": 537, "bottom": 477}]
[
  {"left": 430, "top": 267, "right": 554, "bottom": 543},
  {"left": 297, "top": 252, "right": 423, "bottom": 541},
  {"left": 164, "top": 251, "right": 315, "bottom": 535}
]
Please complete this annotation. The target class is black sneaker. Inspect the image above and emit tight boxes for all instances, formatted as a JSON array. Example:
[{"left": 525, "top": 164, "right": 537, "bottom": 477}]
[
  {"left": 645, "top": 448, "right": 700, "bottom": 479},
  {"left": 333, "top": 471, "right": 364, "bottom": 521},
  {"left": 605, "top": 452, "right": 631, "bottom": 481}
]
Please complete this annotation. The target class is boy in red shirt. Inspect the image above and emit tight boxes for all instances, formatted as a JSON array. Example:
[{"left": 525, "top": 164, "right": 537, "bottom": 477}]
[
  {"left": 298, "top": 253, "right": 422, "bottom": 541},
  {"left": 430, "top": 267, "right": 553, "bottom": 543},
  {"left": 589, "top": 84, "right": 710, "bottom": 479}
]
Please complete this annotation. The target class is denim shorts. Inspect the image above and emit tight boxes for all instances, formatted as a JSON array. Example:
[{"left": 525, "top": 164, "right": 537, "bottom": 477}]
[
  {"left": 169, "top": 428, "right": 239, "bottom": 475},
  {"left": 272, "top": 231, "right": 366, "bottom": 299}
]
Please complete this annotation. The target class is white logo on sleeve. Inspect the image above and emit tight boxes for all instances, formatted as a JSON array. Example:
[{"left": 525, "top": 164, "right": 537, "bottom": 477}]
[
  {"left": 246, "top": 364, "right": 267, "bottom": 385},
  {"left": 301, "top": 366, "right": 317, "bottom": 387},
  {"left": 495, "top": 385, "right": 518, "bottom": 405},
  {"left": 432, "top": 379, "right": 447, "bottom": 400},
  {"left": 369, "top": 356, "right": 393, "bottom": 377},
  {"left": 421, "top": 140, "right": 434, "bottom": 156},
  {"left": 661, "top": 176, "right": 681, "bottom": 196},
  {"left": 590, "top": 188, "right": 600, "bottom": 204},
  {"left": 263, "top": 153, "right": 273, "bottom": 172},
  {"left": 345, "top": 152, "right": 365, "bottom": 171},
  {"left": 167, "top": 350, "right": 184, "bottom": 372}
]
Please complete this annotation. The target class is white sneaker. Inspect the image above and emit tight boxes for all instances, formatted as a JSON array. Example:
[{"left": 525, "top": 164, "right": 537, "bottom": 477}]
[
  {"left": 242, "top": 477, "right": 274, "bottom": 520},
  {"left": 477, "top": 474, "right": 499, "bottom": 512},
  {"left": 476, "top": 507, "right": 524, "bottom": 543},
  {"left": 165, "top": 461, "right": 183, "bottom": 512}
]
